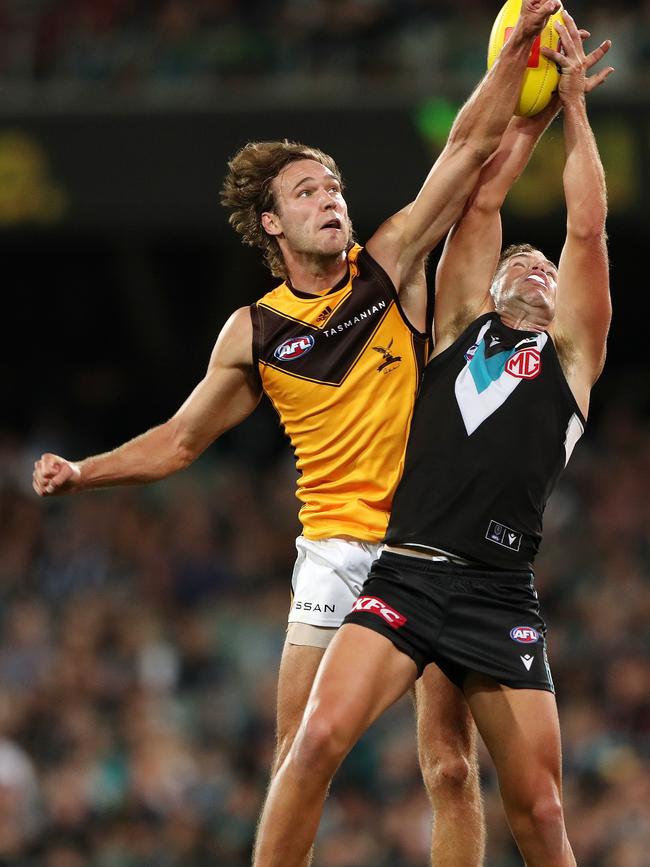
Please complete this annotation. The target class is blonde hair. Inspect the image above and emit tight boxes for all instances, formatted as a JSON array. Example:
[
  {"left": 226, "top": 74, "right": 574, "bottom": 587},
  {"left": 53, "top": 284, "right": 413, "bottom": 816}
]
[{"left": 220, "top": 140, "right": 343, "bottom": 279}]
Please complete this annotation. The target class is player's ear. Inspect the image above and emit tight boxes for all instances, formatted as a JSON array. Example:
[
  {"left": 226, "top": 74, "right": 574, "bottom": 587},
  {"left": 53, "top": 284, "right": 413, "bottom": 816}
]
[{"left": 261, "top": 211, "right": 282, "bottom": 237}]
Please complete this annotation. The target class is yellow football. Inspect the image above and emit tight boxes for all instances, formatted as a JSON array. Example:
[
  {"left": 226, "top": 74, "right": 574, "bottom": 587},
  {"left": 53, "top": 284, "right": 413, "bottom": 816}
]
[{"left": 487, "top": 0, "right": 564, "bottom": 116}]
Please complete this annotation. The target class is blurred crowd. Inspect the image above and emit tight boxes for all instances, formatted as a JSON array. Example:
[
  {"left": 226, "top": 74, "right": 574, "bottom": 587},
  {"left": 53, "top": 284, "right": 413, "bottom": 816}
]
[
  {"left": 0, "top": 393, "right": 647, "bottom": 867},
  {"left": 0, "top": 0, "right": 647, "bottom": 101}
]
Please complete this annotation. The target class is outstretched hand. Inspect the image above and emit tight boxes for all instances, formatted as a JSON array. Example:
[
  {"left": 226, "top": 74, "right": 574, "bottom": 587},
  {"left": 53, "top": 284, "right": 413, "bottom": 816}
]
[
  {"left": 542, "top": 10, "right": 614, "bottom": 100},
  {"left": 33, "top": 453, "right": 81, "bottom": 496}
]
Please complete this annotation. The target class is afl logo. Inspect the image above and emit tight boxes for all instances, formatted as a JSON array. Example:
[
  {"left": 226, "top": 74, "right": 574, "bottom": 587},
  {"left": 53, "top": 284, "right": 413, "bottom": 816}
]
[
  {"left": 274, "top": 335, "right": 315, "bottom": 361},
  {"left": 510, "top": 626, "right": 540, "bottom": 644},
  {"left": 506, "top": 348, "right": 541, "bottom": 379}
]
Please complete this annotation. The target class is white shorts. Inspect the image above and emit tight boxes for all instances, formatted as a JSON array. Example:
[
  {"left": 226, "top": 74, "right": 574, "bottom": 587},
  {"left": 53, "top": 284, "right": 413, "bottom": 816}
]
[{"left": 288, "top": 536, "right": 383, "bottom": 628}]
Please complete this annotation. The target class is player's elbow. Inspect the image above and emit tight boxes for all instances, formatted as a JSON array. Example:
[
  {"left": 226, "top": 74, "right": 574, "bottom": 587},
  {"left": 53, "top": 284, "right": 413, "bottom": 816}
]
[
  {"left": 566, "top": 219, "right": 607, "bottom": 243},
  {"left": 448, "top": 126, "right": 500, "bottom": 167},
  {"left": 166, "top": 419, "right": 201, "bottom": 471},
  {"left": 469, "top": 186, "right": 504, "bottom": 216}
]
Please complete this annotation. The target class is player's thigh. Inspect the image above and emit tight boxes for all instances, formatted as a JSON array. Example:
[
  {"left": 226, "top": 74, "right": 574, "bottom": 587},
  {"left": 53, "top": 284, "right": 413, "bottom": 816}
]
[
  {"left": 303, "top": 623, "right": 418, "bottom": 749},
  {"left": 275, "top": 637, "right": 328, "bottom": 748},
  {"left": 465, "top": 674, "right": 563, "bottom": 806},
  {"left": 414, "top": 663, "right": 476, "bottom": 768}
]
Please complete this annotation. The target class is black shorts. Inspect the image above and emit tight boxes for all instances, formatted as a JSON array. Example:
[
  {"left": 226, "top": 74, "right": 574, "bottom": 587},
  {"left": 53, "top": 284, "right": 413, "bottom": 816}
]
[{"left": 343, "top": 551, "right": 554, "bottom": 693}]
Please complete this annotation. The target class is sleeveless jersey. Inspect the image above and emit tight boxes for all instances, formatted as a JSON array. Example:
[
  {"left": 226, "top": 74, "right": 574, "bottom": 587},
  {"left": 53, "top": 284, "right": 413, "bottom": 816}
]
[
  {"left": 251, "top": 244, "right": 428, "bottom": 541},
  {"left": 385, "top": 313, "right": 585, "bottom": 569}
]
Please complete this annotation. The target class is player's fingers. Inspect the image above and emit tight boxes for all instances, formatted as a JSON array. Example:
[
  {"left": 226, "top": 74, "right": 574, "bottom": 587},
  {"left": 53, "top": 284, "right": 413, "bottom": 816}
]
[
  {"left": 554, "top": 21, "right": 577, "bottom": 57},
  {"left": 540, "top": 45, "right": 566, "bottom": 67},
  {"left": 585, "top": 40, "right": 612, "bottom": 69},
  {"left": 49, "top": 464, "right": 73, "bottom": 489},
  {"left": 560, "top": 9, "right": 582, "bottom": 42},
  {"left": 585, "top": 66, "right": 615, "bottom": 91},
  {"left": 40, "top": 460, "right": 62, "bottom": 482},
  {"left": 578, "top": 29, "right": 591, "bottom": 41},
  {"left": 543, "top": 0, "right": 562, "bottom": 16}
]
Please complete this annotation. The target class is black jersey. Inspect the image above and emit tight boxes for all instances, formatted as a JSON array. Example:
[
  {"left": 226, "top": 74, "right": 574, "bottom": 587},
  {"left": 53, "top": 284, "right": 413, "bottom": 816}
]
[{"left": 385, "top": 313, "right": 586, "bottom": 570}]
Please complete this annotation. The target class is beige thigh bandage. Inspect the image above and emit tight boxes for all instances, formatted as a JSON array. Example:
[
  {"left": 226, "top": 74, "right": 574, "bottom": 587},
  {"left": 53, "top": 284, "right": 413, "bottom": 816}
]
[{"left": 286, "top": 622, "right": 337, "bottom": 650}]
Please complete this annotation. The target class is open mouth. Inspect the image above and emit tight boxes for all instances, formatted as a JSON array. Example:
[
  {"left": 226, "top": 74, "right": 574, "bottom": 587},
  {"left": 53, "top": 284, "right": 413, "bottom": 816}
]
[
  {"left": 526, "top": 273, "right": 548, "bottom": 288},
  {"left": 321, "top": 218, "right": 342, "bottom": 230}
]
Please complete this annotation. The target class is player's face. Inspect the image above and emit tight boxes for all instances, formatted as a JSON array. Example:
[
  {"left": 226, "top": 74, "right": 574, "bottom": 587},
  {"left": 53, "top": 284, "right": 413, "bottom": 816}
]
[
  {"left": 265, "top": 159, "right": 352, "bottom": 257},
  {"left": 496, "top": 250, "right": 558, "bottom": 318}
]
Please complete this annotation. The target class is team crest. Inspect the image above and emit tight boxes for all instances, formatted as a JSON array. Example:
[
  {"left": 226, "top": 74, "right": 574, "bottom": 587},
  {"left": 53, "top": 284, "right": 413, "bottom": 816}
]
[{"left": 372, "top": 338, "right": 402, "bottom": 372}]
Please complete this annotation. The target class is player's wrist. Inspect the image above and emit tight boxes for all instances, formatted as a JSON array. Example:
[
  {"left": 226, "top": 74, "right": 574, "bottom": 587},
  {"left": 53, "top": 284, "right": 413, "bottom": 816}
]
[
  {"left": 68, "top": 460, "right": 84, "bottom": 491},
  {"left": 560, "top": 90, "right": 587, "bottom": 110}
]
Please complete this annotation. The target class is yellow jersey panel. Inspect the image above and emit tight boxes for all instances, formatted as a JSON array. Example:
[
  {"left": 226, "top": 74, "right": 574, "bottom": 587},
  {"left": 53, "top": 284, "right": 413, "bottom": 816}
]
[{"left": 251, "top": 244, "right": 428, "bottom": 541}]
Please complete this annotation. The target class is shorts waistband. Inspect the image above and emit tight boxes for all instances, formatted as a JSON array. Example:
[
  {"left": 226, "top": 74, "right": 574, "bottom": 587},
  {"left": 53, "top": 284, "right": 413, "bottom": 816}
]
[
  {"left": 379, "top": 550, "right": 534, "bottom": 584},
  {"left": 383, "top": 544, "right": 472, "bottom": 565}
]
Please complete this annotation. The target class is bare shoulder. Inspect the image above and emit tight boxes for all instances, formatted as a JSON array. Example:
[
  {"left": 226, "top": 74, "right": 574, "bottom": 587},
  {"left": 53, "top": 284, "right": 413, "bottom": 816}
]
[
  {"left": 365, "top": 207, "right": 411, "bottom": 289},
  {"left": 210, "top": 306, "right": 255, "bottom": 369}
]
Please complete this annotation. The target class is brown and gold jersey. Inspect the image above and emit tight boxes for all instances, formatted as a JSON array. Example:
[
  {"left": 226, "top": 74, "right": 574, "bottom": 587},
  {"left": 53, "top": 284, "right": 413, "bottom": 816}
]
[{"left": 251, "top": 244, "right": 429, "bottom": 541}]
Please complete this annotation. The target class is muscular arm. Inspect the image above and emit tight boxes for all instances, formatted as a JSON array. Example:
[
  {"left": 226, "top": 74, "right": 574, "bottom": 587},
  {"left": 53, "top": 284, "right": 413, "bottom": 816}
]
[
  {"left": 366, "top": 0, "right": 561, "bottom": 303},
  {"left": 33, "top": 307, "right": 262, "bottom": 495},
  {"left": 545, "top": 16, "right": 612, "bottom": 397},
  {"left": 434, "top": 103, "right": 560, "bottom": 349},
  {"left": 554, "top": 98, "right": 611, "bottom": 389},
  {"left": 434, "top": 19, "right": 613, "bottom": 353}
]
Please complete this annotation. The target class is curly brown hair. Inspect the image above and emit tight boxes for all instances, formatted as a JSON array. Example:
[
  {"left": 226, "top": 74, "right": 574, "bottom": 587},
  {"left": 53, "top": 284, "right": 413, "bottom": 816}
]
[{"left": 220, "top": 140, "right": 344, "bottom": 279}]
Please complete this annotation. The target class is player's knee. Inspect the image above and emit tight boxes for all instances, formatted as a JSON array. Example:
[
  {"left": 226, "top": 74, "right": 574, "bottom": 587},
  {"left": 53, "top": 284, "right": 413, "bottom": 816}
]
[
  {"left": 291, "top": 712, "right": 350, "bottom": 777},
  {"left": 509, "top": 792, "right": 565, "bottom": 844},
  {"left": 421, "top": 750, "right": 474, "bottom": 796},
  {"left": 529, "top": 795, "right": 564, "bottom": 835}
]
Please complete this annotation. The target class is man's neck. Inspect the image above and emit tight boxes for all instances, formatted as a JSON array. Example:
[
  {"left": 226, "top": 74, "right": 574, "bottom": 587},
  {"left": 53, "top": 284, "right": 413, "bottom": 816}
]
[
  {"left": 496, "top": 302, "right": 553, "bottom": 334},
  {"left": 284, "top": 250, "right": 349, "bottom": 296}
]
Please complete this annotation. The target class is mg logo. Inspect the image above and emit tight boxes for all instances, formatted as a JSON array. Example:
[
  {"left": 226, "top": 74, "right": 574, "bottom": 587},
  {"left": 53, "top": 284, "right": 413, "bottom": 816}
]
[{"left": 506, "top": 348, "right": 541, "bottom": 379}]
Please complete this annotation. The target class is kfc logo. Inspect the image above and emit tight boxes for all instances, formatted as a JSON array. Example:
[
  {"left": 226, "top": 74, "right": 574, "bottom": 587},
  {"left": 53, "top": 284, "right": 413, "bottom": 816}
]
[{"left": 351, "top": 596, "right": 407, "bottom": 629}]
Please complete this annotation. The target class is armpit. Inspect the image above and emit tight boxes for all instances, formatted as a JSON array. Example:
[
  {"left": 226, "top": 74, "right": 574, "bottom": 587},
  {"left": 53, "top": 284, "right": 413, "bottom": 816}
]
[{"left": 554, "top": 332, "right": 577, "bottom": 377}]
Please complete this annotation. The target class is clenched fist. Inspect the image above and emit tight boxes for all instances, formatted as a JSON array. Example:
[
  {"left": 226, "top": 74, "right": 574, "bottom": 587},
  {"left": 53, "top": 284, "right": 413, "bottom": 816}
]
[
  {"left": 33, "top": 453, "right": 81, "bottom": 496},
  {"left": 519, "top": 0, "right": 562, "bottom": 39}
]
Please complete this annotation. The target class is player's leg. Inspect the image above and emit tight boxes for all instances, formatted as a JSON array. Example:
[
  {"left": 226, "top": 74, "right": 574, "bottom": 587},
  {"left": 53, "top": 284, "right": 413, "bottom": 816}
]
[
  {"left": 415, "top": 665, "right": 485, "bottom": 866},
  {"left": 465, "top": 675, "right": 575, "bottom": 867},
  {"left": 270, "top": 536, "right": 368, "bottom": 775},
  {"left": 264, "top": 631, "right": 331, "bottom": 867},
  {"left": 253, "top": 623, "right": 419, "bottom": 867},
  {"left": 272, "top": 628, "right": 332, "bottom": 776},
  {"left": 257, "top": 537, "right": 375, "bottom": 865}
]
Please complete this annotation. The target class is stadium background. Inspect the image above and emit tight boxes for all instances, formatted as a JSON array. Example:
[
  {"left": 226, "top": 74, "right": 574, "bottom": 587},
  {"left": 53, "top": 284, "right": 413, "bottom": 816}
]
[{"left": 1, "top": 1, "right": 648, "bottom": 865}]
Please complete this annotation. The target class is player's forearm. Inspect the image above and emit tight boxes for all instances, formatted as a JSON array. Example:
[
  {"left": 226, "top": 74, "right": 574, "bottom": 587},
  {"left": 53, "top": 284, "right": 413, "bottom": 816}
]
[
  {"left": 562, "top": 96, "right": 607, "bottom": 238},
  {"left": 75, "top": 420, "right": 195, "bottom": 491},
  {"left": 473, "top": 103, "right": 559, "bottom": 211},
  {"left": 449, "top": 22, "right": 541, "bottom": 161}
]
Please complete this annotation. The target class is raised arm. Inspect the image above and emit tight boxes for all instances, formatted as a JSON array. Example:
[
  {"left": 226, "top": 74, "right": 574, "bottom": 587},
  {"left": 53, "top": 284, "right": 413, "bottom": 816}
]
[
  {"left": 543, "top": 13, "right": 613, "bottom": 393},
  {"left": 33, "top": 307, "right": 262, "bottom": 496},
  {"left": 434, "top": 18, "right": 613, "bottom": 350},
  {"left": 433, "top": 103, "right": 560, "bottom": 347},
  {"left": 366, "top": 0, "right": 561, "bottom": 295}
]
